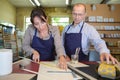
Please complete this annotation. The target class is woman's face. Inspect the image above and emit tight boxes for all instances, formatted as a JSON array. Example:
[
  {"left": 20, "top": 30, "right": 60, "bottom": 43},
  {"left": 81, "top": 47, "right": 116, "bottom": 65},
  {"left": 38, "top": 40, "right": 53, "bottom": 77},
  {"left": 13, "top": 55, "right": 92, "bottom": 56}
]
[{"left": 33, "top": 16, "right": 47, "bottom": 31}]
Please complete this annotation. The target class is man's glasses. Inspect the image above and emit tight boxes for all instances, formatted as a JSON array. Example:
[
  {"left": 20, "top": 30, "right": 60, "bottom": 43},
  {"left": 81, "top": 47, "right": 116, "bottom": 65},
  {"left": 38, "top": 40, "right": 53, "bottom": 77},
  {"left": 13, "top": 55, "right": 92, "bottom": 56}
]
[{"left": 72, "top": 13, "right": 85, "bottom": 17}]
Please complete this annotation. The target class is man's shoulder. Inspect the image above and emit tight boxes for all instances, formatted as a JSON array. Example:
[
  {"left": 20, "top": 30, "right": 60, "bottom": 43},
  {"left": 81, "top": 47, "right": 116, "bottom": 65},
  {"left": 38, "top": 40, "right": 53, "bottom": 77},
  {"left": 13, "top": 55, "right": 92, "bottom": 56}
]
[
  {"left": 83, "top": 22, "right": 97, "bottom": 34},
  {"left": 84, "top": 22, "right": 95, "bottom": 29},
  {"left": 84, "top": 22, "right": 93, "bottom": 27},
  {"left": 64, "top": 24, "right": 72, "bottom": 30}
]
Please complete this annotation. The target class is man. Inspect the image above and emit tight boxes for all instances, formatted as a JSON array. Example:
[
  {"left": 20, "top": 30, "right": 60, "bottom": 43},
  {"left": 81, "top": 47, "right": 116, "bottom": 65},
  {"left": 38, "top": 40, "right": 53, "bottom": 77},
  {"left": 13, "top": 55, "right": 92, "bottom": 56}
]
[{"left": 62, "top": 3, "right": 118, "bottom": 64}]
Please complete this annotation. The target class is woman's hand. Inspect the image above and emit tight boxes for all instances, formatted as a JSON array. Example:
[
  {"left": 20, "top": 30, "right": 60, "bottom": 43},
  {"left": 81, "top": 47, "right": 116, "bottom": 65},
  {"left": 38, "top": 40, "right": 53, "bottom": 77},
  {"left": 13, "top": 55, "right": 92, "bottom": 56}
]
[
  {"left": 58, "top": 55, "right": 67, "bottom": 70},
  {"left": 32, "top": 50, "right": 40, "bottom": 63}
]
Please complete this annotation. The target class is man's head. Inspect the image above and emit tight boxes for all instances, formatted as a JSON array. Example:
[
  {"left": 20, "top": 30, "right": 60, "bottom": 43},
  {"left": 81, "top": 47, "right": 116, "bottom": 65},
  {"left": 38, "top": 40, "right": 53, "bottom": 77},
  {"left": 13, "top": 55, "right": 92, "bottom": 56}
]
[{"left": 72, "top": 3, "right": 86, "bottom": 26}]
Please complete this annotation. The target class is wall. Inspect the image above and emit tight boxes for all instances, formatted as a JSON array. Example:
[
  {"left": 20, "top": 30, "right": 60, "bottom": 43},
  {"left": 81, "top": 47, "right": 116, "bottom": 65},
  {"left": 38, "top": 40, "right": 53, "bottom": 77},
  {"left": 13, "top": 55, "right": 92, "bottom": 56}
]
[
  {"left": 44, "top": 7, "right": 72, "bottom": 24},
  {"left": 86, "top": 4, "right": 120, "bottom": 21},
  {"left": 0, "top": 0, "right": 16, "bottom": 25},
  {"left": 16, "top": 4, "right": 120, "bottom": 31},
  {"left": 16, "top": 7, "right": 33, "bottom": 31},
  {"left": 16, "top": 7, "right": 72, "bottom": 31}
]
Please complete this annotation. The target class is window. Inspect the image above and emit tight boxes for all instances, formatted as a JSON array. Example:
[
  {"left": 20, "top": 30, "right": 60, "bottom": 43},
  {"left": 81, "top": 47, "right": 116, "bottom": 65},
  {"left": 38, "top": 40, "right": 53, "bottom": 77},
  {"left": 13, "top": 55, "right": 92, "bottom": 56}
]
[
  {"left": 51, "top": 17, "right": 69, "bottom": 27},
  {"left": 25, "top": 17, "right": 31, "bottom": 30}
]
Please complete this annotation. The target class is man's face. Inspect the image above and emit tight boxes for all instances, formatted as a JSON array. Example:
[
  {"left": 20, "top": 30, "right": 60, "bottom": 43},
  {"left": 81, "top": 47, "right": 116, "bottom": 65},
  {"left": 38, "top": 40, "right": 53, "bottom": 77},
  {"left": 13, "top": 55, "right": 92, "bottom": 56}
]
[{"left": 72, "top": 5, "right": 86, "bottom": 25}]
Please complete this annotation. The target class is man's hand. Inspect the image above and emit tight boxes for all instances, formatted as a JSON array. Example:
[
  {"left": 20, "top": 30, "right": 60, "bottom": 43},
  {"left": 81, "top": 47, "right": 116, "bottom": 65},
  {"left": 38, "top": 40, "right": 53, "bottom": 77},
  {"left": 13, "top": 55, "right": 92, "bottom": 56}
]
[
  {"left": 32, "top": 50, "right": 40, "bottom": 63},
  {"left": 100, "top": 53, "right": 119, "bottom": 64},
  {"left": 58, "top": 55, "right": 67, "bottom": 70}
]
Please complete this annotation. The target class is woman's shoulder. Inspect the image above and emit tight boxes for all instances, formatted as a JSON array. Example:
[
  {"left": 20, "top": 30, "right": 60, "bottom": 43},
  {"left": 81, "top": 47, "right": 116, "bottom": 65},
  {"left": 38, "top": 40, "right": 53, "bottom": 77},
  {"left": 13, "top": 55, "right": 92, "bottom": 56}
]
[
  {"left": 25, "top": 24, "right": 35, "bottom": 34},
  {"left": 48, "top": 25, "right": 59, "bottom": 32},
  {"left": 26, "top": 24, "right": 35, "bottom": 31},
  {"left": 27, "top": 24, "right": 34, "bottom": 29}
]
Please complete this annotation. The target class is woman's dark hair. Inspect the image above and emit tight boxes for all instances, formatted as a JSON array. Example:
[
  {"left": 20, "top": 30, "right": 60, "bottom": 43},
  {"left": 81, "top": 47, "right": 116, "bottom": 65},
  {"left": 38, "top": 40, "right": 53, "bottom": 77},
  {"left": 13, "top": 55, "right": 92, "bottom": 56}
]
[{"left": 30, "top": 7, "right": 47, "bottom": 24}]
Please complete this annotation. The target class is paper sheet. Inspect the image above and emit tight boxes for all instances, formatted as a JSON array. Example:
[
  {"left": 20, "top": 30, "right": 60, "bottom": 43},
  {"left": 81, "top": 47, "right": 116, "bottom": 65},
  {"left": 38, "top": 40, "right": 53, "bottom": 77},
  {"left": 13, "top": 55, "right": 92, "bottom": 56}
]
[
  {"left": 67, "top": 62, "right": 89, "bottom": 67},
  {"left": 37, "top": 62, "right": 83, "bottom": 80},
  {"left": 0, "top": 73, "right": 35, "bottom": 80}
]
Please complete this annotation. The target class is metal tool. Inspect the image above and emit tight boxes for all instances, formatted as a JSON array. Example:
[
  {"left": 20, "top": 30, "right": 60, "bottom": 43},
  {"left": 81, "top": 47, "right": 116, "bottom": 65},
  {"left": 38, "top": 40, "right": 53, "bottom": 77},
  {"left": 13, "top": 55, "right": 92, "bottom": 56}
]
[
  {"left": 75, "top": 47, "right": 80, "bottom": 55},
  {"left": 68, "top": 64, "right": 97, "bottom": 80},
  {"left": 47, "top": 70, "right": 78, "bottom": 79},
  {"left": 47, "top": 71, "right": 72, "bottom": 73},
  {"left": 71, "top": 71, "right": 77, "bottom": 78}
]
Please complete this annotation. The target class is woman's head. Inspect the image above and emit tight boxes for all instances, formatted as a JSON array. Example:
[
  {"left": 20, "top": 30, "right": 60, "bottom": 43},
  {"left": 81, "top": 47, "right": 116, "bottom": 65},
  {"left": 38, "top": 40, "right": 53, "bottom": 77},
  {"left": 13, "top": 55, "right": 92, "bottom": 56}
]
[
  {"left": 30, "top": 7, "right": 48, "bottom": 31},
  {"left": 30, "top": 7, "right": 47, "bottom": 24}
]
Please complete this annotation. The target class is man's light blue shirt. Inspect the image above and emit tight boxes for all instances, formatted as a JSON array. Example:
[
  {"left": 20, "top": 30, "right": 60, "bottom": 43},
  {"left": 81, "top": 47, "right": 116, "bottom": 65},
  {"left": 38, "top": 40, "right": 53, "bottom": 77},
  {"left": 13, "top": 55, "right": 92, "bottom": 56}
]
[{"left": 61, "top": 21, "right": 110, "bottom": 55}]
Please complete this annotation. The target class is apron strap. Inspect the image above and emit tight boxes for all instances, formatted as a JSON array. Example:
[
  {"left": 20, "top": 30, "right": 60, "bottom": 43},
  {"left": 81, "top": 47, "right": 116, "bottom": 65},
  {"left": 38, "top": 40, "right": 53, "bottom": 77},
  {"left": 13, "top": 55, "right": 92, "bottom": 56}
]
[
  {"left": 65, "top": 24, "right": 72, "bottom": 33},
  {"left": 34, "top": 29, "right": 37, "bottom": 36},
  {"left": 66, "top": 22, "right": 85, "bottom": 33},
  {"left": 79, "top": 22, "right": 84, "bottom": 33}
]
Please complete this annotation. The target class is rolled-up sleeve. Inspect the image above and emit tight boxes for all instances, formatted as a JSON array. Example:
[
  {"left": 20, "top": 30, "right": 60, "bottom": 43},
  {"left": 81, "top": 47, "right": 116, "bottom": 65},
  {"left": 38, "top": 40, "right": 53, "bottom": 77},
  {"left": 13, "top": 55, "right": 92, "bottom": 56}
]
[
  {"left": 88, "top": 25, "right": 110, "bottom": 54},
  {"left": 52, "top": 26, "right": 66, "bottom": 57},
  {"left": 22, "top": 25, "right": 34, "bottom": 56}
]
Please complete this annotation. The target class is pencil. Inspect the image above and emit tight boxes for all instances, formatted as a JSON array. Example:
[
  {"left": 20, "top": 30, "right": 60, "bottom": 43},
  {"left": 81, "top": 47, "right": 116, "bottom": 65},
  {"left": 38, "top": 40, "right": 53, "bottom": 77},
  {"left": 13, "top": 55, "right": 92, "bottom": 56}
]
[{"left": 47, "top": 71, "right": 72, "bottom": 73}]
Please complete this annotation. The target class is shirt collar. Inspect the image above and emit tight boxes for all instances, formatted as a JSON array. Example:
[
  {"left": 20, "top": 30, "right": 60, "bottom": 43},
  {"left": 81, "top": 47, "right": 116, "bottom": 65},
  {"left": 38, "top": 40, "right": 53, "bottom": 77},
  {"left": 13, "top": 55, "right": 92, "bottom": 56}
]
[{"left": 71, "top": 21, "right": 84, "bottom": 28}]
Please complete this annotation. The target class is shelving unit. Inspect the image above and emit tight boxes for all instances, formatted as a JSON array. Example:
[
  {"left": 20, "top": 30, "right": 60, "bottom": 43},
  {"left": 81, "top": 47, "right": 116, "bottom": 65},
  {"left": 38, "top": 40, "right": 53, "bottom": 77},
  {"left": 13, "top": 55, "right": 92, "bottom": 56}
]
[
  {"left": 0, "top": 25, "right": 4, "bottom": 48},
  {"left": 87, "top": 21, "right": 120, "bottom": 61},
  {"left": 0, "top": 24, "right": 19, "bottom": 61}
]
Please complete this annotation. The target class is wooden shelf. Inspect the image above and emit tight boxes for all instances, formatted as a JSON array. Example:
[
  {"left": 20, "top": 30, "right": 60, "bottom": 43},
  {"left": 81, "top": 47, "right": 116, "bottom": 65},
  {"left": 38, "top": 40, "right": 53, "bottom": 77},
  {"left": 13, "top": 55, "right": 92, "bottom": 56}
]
[
  {"left": 108, "top": 46, "right": 118, "bottom": 48},
  {"left": 86, "top": 21, "right": 120, "bottom": 23},
  {"left": 111, "top": 53, "right": 120, "bottom": 55},
  {"left": 98, "top": 30, "right": 120, "bottom": 31},
  {"left": 0, "top": 30, "right": 2, "bottom": 33},
  {"left": 102, "top": 38, "right": 120, "bottom": 39},
  {"left": 90, "top": 46, "right": 119, "bottom": 49},
  {"left": 3, "top": 34, "right": 11, "bottom": 36}
]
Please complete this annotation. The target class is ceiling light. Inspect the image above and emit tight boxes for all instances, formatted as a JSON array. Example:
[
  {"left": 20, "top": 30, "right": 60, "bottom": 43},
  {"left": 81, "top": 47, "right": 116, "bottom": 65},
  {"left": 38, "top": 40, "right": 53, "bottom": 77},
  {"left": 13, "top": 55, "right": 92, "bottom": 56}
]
[
  {"left": 30, "top": 0, "right": 35, "bottom": 6},
  {"left": 34, "top": 0, "right": 40, "bottom": 6},
  {"left": 29, "top": 0, "right": 40, "bottom": 6},
  {"left": 66, "top": 0, "right": 69, "bottom": 5}
]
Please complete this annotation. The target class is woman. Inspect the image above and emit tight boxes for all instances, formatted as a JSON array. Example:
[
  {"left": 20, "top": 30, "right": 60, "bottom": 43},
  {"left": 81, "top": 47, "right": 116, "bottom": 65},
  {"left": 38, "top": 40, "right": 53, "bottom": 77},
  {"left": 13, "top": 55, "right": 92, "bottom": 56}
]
[{"left": 22, "top": 7, "right": 67, "bottom": 69}]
